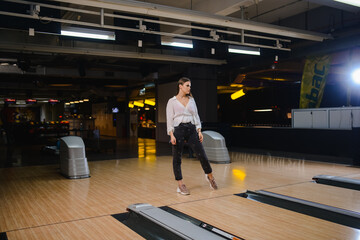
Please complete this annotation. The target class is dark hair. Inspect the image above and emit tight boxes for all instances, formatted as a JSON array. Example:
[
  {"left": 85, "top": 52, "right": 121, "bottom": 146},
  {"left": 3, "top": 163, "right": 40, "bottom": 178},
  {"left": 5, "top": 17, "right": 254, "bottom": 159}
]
[{"left": 176, "top": 77, "right": 192, "bottom": 96}]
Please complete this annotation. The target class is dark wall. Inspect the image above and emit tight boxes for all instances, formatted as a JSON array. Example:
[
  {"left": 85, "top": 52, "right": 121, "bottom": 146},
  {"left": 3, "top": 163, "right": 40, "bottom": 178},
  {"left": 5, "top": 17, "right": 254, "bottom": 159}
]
[{"left": 218, "top": 84, "right": 300, "bottom": 125}]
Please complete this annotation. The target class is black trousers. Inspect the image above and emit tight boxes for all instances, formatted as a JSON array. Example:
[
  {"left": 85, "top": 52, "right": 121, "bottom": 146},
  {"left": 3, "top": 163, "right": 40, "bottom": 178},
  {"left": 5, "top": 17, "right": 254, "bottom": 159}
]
[{"left": 172, "top": 123, "right": 212, "bottom": 181}]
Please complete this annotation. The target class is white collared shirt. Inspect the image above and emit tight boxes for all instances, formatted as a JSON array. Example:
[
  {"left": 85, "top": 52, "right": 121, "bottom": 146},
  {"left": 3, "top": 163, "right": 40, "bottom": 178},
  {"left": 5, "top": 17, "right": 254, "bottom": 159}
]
[{"left": 166, "top": 96, "right": 201, "bottom": 135}]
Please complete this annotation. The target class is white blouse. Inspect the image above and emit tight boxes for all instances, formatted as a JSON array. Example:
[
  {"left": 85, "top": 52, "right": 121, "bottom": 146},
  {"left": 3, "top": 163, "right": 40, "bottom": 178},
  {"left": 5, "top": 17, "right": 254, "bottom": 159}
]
[{"left": 166, "top": 96, "right": 202, "bottom": 135}]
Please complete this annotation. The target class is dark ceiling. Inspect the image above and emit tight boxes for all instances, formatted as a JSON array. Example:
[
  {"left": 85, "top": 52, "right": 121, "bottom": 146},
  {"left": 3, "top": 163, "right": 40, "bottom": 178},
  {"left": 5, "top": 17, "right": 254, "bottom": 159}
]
[{"left": 0, "top": 0, "right": 359, "bottom": 103}]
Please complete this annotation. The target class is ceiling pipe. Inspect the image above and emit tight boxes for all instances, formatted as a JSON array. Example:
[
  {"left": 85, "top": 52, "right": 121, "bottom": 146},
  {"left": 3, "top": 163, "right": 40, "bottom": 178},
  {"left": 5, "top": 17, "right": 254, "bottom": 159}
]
[{"left": 53, "top": 0, "right": 331, "bottom": 41}]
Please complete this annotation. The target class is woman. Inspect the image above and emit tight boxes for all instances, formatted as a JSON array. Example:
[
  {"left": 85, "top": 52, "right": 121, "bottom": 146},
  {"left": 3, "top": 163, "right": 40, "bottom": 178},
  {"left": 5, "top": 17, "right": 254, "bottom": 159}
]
[{"left": 166, "top": 77, "right": 218, "bottom": 195}]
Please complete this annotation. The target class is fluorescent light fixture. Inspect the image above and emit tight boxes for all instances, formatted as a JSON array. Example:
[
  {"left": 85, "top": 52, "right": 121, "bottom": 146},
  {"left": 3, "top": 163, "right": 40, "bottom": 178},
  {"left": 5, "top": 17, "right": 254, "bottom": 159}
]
[
  {"left": 254, "top": 109, "right": 273, "bottom": 112},
  {"left": 49, "top": 84, "right": 73, "bottom": 87},
  {"left": 133, "top": 101, "right": 144, "bottom": 107},
  {"left": 161, "top": 38, "right": 193, "bottom": 49},
  {"left": 16, "top": 100, "right": 26, "bottom": 105},
  {"left": 144, "top": 99, "right": 156, "bottom": 106},
  {"left": 83, "top": 99, "right": 89, "bottom": 102},
  {"left": 228, "top": 45, "right": 260, "bottom": 55},
  {"left": 61, "top": 27, "right": 115, "bottom": 40},
  {"left": 334, "top": 0, "right": 360, "bottom": 7},
  {"left": 260, "top": 77, "right": 288, "bottom": 81},
  {"left": 352, "top": 68, "right": 360, "bottom": 84},
  {"left": 230, "top": 84, "right": 244, "bottom": 88},
  {"left": 231, "top": 89, "right": 245, "bottom": 100}
]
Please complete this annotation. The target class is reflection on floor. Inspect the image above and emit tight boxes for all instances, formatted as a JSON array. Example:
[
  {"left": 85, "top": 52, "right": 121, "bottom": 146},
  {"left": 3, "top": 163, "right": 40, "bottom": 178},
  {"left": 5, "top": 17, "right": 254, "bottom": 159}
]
[
  {"left": 0, "top": 137, "right": 171, "bottom": 168},
  {"left": 138, "top": 138, "right": 157, "bottom": 163}
]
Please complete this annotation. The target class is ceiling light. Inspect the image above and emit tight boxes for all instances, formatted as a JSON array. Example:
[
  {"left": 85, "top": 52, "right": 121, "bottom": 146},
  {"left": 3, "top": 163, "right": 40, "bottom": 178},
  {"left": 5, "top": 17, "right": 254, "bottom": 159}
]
[
  {"left": 61, "top": 27, "right": 115, "bottom": 40},
  {"left": 231, "top": 89, "right": 245, "bottom": 100},
  {"left": 260, "top": 77, "right": 288, "bottom": 81},
  {"left": 133, "top": 101, "right": 144, "bottom": 107},
  {"left": 104, "top": 85, "right": 126, "bottom": 88},
  {"left": 228, "top": 45, "right": 260, "bottom": 55},
  {"left": 49, "top": 84, "right": 73, "bottom": 87},
  {"left": 128, "top": 102, "right": 134, "bottom": 108},
  {"left": 161, "top": 38, "right": 193, "bottom": 48},
  {"left": 230, "top": 84, "right": 244, "bottom": 87},
  {"left": 352, "top": 68, "right": 360, "bottom": 84},
  {"left": 254, "top": 109, "right": 273, "bottom": 112},
  {"left": 16, "top": 100, "right": 26, "bottom": 105},
  {"left": 83, "top": 99, "right": 89, "bottom": 102},
  {"left": 334, "top": 0, "right": 360, "bottom": 7},
  {"left": 144, "top": 99, "right": 156, "bottom": 106}
]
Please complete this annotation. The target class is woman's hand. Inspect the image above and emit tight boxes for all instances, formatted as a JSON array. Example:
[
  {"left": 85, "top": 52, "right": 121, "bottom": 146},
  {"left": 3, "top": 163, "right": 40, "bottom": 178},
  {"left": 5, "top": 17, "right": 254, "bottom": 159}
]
[
  {"left": 198, "top": 131, "right": 203, "bottom": 143},
  {"left": 170, "top": 134, "right": 176, "bottom": 145}
]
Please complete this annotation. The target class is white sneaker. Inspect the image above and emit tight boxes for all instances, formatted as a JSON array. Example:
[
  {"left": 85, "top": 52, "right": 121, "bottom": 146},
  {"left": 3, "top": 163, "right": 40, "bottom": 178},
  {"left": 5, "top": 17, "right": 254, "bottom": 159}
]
[
  {"left": 177, "top": 184, "right": 190, "bottom": 195},
  {"left": 205, "top": 174, "right": 218, "bottom": 190}
]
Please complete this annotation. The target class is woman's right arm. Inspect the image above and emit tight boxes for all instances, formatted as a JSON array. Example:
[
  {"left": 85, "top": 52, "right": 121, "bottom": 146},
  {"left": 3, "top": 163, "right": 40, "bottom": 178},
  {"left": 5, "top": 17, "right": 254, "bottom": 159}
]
[
  {"left": 166, "top": 99, "right": 176, "bottom": 145},
  {"left": 169, "top": 130, "right": 176, "bottom": 145}
]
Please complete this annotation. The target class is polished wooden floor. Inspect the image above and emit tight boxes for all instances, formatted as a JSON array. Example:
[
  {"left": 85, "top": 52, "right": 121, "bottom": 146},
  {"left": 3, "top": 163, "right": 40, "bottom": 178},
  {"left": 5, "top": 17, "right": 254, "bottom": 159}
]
[{"left": 1, "top": 139, "right": 360, "bottom": 239}]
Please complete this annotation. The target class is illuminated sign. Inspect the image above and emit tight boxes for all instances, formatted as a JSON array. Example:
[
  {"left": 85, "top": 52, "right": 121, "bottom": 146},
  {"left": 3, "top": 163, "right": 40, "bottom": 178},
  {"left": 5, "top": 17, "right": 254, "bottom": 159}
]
[
  {"left": 5, "top": 98, "right": 16, "bottom": 103},
  {"left": 26, "top": 99, "right": 37, "bottom": 104},
  {"left": 112, "top": 107, "right": 119, "bottom": 113},
  {"left": 49, "top": 99, "right": 60, "bottom": 104}
]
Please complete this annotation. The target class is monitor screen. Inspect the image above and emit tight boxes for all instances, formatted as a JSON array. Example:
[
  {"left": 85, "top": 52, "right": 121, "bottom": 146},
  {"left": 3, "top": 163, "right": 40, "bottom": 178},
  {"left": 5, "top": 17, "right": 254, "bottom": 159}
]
[{"left": 112, "top": 107, "right": 119, "bottom": 113}]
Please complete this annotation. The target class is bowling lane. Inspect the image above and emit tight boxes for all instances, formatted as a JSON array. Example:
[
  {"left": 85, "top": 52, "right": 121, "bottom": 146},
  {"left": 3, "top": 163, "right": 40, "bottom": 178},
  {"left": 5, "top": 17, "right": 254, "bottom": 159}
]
[
  {"left": 348, "top": 174, "right": 360, "bottom": 180},
  {"left": 170, "top": 195, "right": 360, "bottom": 240},
  {"left": 6, "top": 216, "right": 144, "bottom": 240},
  {"left": 267, "top": 181, "right": 360, "bottom": 212}
]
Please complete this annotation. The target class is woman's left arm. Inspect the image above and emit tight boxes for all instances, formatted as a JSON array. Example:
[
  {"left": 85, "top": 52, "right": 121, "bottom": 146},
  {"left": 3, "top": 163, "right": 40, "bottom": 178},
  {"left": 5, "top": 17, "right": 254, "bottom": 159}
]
[
  {"left": 192, "top": 98, "right": 203, "bottom": 142},
  {"left": 198, "top": 130, "right": 203, "bottom": 143}
]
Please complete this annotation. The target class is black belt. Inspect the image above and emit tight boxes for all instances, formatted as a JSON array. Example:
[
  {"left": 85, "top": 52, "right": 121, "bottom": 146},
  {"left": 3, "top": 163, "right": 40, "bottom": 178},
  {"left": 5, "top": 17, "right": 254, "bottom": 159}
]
[{"left": 179, "top": 122, "right": 192, "bottom": 126}]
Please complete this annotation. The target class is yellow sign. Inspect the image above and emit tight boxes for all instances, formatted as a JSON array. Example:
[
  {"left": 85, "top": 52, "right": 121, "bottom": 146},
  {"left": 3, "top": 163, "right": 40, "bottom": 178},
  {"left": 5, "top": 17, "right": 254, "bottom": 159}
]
[{"left": 300, "top": 55, "right": 331, "bottom": 108}]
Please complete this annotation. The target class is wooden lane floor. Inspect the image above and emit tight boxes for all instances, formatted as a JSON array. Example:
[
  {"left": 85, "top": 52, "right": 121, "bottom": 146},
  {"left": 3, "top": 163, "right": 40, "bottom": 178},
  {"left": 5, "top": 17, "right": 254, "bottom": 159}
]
[
  {"left": 170, "top": 195, "right": 360, "bottom": 240},
  {"left": 348, "top": 173, "right": 360, "bottom": 180},
  {"left": 6, "top": 216, "right": 145, "bottom": 240},
  {"left": 266, "top": 181, "right": 360, "bottom": 212},
  {"left": 1, "top": 151, "right": 360, "bottom": 237}
]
